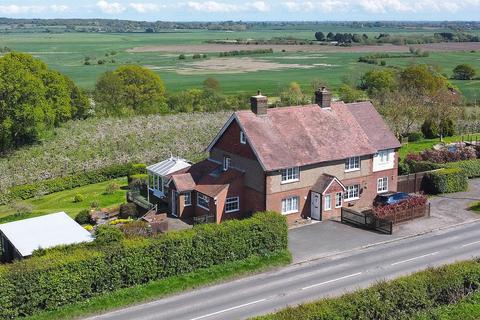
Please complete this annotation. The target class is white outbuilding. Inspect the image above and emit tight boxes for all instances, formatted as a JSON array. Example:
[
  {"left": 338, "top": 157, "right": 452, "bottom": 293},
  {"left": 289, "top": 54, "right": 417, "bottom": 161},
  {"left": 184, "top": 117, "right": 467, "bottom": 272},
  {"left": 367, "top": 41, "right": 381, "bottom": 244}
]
[{"left": 0, "top": 212, "right": 93, "bottom": 262}]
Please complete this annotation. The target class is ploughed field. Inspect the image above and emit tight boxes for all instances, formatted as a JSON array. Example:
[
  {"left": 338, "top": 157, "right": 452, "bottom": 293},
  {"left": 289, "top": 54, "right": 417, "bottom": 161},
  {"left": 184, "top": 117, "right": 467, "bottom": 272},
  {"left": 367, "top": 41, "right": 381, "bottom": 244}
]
[{"left": 1, "top": 32, "right": 479, "bottom": 102}]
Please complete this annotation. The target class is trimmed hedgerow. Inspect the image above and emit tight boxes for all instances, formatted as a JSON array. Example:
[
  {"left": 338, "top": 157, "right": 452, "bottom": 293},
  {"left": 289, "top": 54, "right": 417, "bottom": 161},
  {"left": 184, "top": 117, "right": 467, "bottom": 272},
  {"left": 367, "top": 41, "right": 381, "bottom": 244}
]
[
  {"left": 423, "top": 168, "right": 468, "bottom": 194},
  {"left": 0, "top": 163, "right": 146, "bottom": 205},
  {"left": 407, "top": 160, "right": 444, "bottom": 173},
  {"left": 0, "top": 212, "right": 287, "bottom": 318},
  {"left": 256, "top": 259, "right": 480, "bottom": 320},
  {"left": 444, "top": 159, "right": 480, "bottom": 178}
]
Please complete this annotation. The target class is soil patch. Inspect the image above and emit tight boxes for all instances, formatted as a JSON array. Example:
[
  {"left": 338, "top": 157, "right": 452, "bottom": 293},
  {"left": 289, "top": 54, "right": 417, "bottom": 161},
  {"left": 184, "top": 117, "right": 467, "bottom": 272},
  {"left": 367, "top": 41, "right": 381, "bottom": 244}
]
[{"left": 146, "top": 57, "right": 317, "bottom": 74}]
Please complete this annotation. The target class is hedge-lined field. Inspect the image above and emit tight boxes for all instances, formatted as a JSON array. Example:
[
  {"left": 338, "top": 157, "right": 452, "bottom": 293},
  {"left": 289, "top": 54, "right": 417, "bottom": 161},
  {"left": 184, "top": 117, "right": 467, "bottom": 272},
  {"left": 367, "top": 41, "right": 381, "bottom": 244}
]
[
  {"left": 0, "top": 112, "right": 230, "bottom": 193},
  {"left": 0, "top": 212, "right": 288, "bottom": 318},
  {"left": 256, "top": 259, "right": 480, "bottom": 320}
]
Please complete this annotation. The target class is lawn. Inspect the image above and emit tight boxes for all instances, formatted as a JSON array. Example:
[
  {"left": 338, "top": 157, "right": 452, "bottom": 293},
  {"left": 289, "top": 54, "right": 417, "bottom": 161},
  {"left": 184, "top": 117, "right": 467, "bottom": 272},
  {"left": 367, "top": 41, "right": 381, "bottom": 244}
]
[
  {"left": 0, "top": 177, "right": 128, "bottom": 222},
  {"left": 398, "top": 133, "right": 480, "bottom": 159}
]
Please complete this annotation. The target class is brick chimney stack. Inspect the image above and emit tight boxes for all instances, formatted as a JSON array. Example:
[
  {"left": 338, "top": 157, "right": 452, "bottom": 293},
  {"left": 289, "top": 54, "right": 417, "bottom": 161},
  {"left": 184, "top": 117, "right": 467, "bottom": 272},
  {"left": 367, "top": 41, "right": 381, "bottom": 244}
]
[
  {"left": 250, "top": 90, "right": 268, "bottom": 116},
  {"left": 315, "top": 87, "right": 332, "bottom": 109}
]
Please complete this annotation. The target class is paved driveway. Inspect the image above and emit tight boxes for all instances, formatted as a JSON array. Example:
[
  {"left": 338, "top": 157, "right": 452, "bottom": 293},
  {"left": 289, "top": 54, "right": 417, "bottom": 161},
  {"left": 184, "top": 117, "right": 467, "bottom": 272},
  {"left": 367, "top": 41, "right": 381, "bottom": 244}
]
[{"left": 289, "top": 179, "right": 480, "bottom": 263}]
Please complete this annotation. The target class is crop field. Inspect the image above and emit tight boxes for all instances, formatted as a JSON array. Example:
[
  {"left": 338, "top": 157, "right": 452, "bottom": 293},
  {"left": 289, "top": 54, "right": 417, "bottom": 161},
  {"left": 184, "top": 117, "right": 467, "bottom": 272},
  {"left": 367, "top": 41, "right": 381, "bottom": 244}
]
[{"left": 1, "top": 31, "right": 480, "bottom": 101}]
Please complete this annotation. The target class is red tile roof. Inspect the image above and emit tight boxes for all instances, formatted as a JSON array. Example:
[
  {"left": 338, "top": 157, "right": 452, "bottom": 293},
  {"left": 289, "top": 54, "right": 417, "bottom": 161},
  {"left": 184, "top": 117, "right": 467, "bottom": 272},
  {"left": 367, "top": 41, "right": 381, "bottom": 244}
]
[
  {"left": 169, "top": 160, "right": 243, "bottom": 197},
  {"left": 234, "top": 101, "right": 396, "bottom": 171},
  {"left": 345, "top": 101, "right": 401, "bottom": 151}
]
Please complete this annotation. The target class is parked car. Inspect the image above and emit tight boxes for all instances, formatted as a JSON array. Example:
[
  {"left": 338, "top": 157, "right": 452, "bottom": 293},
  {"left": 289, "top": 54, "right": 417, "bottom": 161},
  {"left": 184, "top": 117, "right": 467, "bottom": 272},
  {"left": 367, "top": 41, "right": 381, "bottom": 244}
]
[{"left": 373, "top": 192, "right": 412, "bottom": 207}]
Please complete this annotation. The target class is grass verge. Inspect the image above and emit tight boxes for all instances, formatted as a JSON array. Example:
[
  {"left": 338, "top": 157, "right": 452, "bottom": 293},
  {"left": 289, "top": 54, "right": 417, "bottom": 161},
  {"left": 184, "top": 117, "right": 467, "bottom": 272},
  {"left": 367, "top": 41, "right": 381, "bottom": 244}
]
[
  {"left": 25, "top": 250, "right": 292, "bottom": 320},
  {"left": 469, "top": 201, "right": 480, "bottom": 213},
  {"left": 0, "top": 177, "right": 128, "bottom": 222}
]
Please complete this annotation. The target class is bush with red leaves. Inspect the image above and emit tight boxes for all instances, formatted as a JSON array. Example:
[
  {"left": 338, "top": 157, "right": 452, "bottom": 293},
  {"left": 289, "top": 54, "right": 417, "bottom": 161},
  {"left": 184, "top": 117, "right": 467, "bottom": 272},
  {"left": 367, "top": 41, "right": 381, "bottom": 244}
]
[{"left": 372, "top": 195, "right": 428, "bottom": 220}]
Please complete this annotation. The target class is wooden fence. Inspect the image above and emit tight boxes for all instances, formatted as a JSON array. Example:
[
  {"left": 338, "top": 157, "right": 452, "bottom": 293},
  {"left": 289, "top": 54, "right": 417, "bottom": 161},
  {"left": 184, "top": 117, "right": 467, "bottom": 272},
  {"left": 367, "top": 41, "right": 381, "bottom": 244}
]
[{"left": 383, "top": 204, "right": 430, "bottom": 225}]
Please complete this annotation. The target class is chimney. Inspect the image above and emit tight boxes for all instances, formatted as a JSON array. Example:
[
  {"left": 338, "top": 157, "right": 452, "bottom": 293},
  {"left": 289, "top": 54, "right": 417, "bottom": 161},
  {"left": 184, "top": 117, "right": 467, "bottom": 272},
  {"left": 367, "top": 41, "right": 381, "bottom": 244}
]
[
  {"left": 250, "top": 90, "right": 268, "bottom": 116},
  {"left": 315, "top": 87, "right": 332, "bottom": 109}
]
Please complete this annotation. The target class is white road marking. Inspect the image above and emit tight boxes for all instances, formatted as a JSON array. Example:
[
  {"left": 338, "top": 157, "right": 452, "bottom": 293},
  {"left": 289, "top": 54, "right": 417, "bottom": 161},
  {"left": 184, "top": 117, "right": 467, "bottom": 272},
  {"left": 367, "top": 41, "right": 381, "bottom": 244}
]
[
  {"left": 301, "top": 272, "right": 362, "bottom": 290},
  {"left": 461, "top": 240, "right": 480, "bottom": 248},
  {"left": 189, "top": 299, "right": 267, "bottom": 320},
  {"left": 391, "top": 252, "right": 439, "bottom": 266}
]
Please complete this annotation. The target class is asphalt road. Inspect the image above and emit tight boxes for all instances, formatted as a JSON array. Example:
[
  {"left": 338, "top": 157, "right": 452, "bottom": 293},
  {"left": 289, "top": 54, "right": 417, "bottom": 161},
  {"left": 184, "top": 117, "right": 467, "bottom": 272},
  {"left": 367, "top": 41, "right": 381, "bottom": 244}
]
[{"left": 87, "top": 221, "right": 480, "bottom": 320}]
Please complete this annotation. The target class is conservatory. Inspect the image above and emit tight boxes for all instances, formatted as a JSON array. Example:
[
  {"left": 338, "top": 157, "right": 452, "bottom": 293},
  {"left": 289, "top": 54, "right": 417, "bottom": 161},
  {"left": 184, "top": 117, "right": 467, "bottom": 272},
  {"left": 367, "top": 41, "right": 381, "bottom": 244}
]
[{"left": 147, "top": 157, "right": 191, "bottom": 201}]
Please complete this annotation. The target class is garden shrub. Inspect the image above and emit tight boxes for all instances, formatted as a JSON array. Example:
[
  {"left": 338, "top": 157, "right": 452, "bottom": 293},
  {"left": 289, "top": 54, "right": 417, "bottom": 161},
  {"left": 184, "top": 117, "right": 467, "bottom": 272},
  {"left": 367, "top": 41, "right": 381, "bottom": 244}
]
[
  {"left": 74, "top": 210, "right": 93, "bottom": 225},
  {"left": 1, "top": 163, "right": 146, "bottom": 205},
  {"left": 421, "top": 119, "right": 439, "bottom": 139},
  {"left": 407, "top": 131, "right": 424, "bottom": 142},
  {"left": 127, "top": 173, "right": 148, "bottom": 187},
  {"left": 94, "top": 225, "right": 125, "bottom": 245},
  {"left": 444, "top": 159, "right": 480, "bottom": 178},
  {"left": 73, "top": 194, "right": 84, "bottom": 203},
  {"left": 257, "top": 260, "right": 480, "bottom": 320},
  {"left": 104, "top": 182, "right": 120, "bottom": 195},
  {"left": 0, "top": 212, "right": 287, "bottom": 318},
  {"left": 407, "top": 160, "right": 444, "bottom": 173},
  {"left": 423, "top": 168, "right": 468, "bottom": 194},
  {"left": 119, "top": 202, "right": 138, "bottom": 219}
]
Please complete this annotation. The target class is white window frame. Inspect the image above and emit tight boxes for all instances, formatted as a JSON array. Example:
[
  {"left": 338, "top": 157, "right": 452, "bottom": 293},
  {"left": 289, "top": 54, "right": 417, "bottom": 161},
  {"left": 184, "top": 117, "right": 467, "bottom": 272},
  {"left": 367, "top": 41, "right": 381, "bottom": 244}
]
[
  {"left": 225, "top": 196, "right": 240, "bottom": 213},
  {"left": 377, "top": 177, "right": 388, "bottom": 193},
  {"left": 223, "top": 156, "right": 231, "bottom": 171},
  {"left": 335, "top": 192, "right": 343, "bottom": 208},
  {"left": 197, "top": 193, "right": 209, "bottom": 211},
  {"left": 324, "top": 194, "right": 332, "bottom": 211},
  {"left": 240, "top": 131, "right": 247, "bottom": 144},
  {"left": 345, "top": 157, "right": 360, "bottom": 172},
  {"left": 184, "top": 192, "right": 192, "bottom": 206},
  {"left": 281, "top": 167, "right": 300, "bottom": 184},
  {"left": 344, "top": 185, "right": 360, "bottom": 201},
  {"left": 281, "top": 196, "right": 299, "bottom": 215},
  {"left": 378, "top": 150, "right": 390, "bottom": 164}
]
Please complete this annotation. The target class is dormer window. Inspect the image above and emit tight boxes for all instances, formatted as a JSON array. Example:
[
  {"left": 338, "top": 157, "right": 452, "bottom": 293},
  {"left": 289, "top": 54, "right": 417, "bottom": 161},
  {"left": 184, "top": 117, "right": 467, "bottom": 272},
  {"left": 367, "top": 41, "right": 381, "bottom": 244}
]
[
  {"left": 240, "top": 131, "right": 247, "bottom": 144},
  {"left": 223, "top": 155, "right": 231, "bottom": 171}
]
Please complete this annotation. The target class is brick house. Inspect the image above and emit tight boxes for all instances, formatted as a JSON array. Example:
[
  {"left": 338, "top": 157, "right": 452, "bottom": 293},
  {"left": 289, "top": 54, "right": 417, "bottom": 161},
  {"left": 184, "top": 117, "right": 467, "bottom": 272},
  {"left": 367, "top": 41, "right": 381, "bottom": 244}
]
[{"left": 149, "top": 88, "right": 401, "bottom": 224}]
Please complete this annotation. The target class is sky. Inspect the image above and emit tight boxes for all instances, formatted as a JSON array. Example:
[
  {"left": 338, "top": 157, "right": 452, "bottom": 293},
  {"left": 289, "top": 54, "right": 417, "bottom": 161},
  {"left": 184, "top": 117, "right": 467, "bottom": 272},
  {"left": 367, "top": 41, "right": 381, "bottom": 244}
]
[{"left": 0, "top": 0, "right": 479, "bottom": 21}]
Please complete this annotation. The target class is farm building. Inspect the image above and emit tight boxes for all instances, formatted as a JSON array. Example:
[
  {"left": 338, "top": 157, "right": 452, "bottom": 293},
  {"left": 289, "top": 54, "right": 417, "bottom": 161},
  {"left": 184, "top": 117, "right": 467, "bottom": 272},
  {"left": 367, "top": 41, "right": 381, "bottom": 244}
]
[{"left": 0, "top": 212, "right": 93, "bottom": 263}]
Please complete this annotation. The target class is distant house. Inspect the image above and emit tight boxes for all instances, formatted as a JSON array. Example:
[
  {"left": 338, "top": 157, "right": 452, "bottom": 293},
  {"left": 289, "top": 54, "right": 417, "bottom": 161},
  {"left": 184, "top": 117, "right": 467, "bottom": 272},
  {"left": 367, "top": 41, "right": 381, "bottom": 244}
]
[
  {"left": 148, "top": 88, "right": 401, "bottom": 224},
  {"left": 0, "top": 212, "right": 93, "bottom": 262}
]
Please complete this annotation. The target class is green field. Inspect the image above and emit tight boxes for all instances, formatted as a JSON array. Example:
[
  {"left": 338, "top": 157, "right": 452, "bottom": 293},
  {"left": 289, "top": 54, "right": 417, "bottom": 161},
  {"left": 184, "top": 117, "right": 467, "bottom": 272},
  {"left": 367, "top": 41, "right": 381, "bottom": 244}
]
[{"left": 1, "top": 31, "right": 479, "bottom": 102}]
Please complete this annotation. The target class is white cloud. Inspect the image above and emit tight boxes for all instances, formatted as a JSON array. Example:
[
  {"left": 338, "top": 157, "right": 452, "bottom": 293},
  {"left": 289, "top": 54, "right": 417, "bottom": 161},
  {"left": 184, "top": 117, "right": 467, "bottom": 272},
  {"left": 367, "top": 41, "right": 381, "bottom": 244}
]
[
  {"left": 282, "top": 1, "right": 346, "bottom": 12},
  {"left": 96, "top": 0, "right": 126, "bottom": 14},
  {"left": 50, "top": 5, "right": 69, "bottom": 12},
  {"left": 0, "top": 5, "right": 43, "bottom": 14},
  {"left": 248, "top": 1, "right": 270, "bottom": 12},
  {"left": 187, "top": 1, "right": 270, "bottom": 12},
  {"left": 129, "top": 2, "right": 166, "bottom": 12}
]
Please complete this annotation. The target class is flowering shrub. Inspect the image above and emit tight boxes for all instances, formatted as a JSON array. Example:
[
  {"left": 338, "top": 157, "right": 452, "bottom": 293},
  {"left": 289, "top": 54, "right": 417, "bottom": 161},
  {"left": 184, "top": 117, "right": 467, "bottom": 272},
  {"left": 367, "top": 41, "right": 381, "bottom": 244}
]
[
  {"left": 372, "top": 195, "right": 428, "bottom": 220},
  {"left": 411, "top": 147, "right": 477, "bottom": 164}
]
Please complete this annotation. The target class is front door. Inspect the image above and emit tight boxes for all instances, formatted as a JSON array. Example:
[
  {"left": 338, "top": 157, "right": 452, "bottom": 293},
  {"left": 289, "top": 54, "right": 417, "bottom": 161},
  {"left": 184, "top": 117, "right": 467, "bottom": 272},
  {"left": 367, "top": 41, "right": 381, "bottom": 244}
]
[
  {"left": 310, "top": 191, "right": 321, "bottom": 221},
  {"left": 171, "top": 191, "right": 178, "bottom": 217}
]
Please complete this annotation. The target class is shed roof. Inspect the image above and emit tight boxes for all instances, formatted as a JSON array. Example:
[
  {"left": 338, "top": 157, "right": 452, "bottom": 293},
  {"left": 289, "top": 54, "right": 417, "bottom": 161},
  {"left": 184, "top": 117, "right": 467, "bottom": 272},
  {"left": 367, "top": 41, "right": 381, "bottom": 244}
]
[
  {"left": 0, "top": 212, "right": 93, "bottom": 257},
  {"left": 147, "top": 157, "right": 191, "bottom": 177}
]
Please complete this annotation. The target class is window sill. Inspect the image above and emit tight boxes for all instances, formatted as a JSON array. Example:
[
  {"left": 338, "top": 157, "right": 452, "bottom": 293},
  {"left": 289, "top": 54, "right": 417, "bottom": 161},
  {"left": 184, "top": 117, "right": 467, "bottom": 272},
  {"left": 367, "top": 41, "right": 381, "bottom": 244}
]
[
  {"left": 197, "top": 204, "right": 209, "bottom": 211},
  {"left": 377, "top": 190, "right": 389, "bottom": 194},
  {"left": 184, "top": 204, "right": 192, "bottom": 207},
  {"left": 324, "top": 208, "right": 332, "bottom": 211},
  {"left": 344, "top": 197, "right": 359, "bottom": 202},
  {"left": 225, "top": 209, "right": 239, "bottom": 214},
  {"left": 281, "top": 210, "right": 299, "bottom": 215},
  {"left": 335, "top": 205, "right": 342, "bottom": 208},
  {"left": 281, "top": 179, "right": 299, "bottom": 185},
  {"left": 344, "top": 168, "right": 360, "bottom": 173}
]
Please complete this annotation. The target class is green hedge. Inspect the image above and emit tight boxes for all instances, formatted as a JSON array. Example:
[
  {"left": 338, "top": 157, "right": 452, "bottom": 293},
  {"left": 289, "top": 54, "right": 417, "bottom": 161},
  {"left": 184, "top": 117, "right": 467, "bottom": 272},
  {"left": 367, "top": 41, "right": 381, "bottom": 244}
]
[
  {"left": 0, "top": 212, "right": 287, "bottom": 318},
  {"left": 407, "top": 161, "right": 444, "bottom": 174},
  {"left": 444, "top": 159, "right": 480, "bottom": 178},
  {"left": 0, "top": 163, "right": 146, "bottom": 205},
  {"left": 257, "top": 259, "right": 480, "bottom": 320},
  {"left": 423, "top": 168, "right": 468, "bottom": 194}
]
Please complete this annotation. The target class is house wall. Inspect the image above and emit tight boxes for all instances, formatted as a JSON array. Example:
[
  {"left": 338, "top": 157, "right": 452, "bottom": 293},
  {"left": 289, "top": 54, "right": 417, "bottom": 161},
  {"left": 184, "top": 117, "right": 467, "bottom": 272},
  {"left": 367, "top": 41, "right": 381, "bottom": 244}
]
[
  {"left": 373, "top": 149, "right": 396, "bottom": 172},
  {"left": 211, "top": 120, "right": 256, "bottom": 160},
  {"left": 265, "top": 152, "right": 399, "bottom": 223}
]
